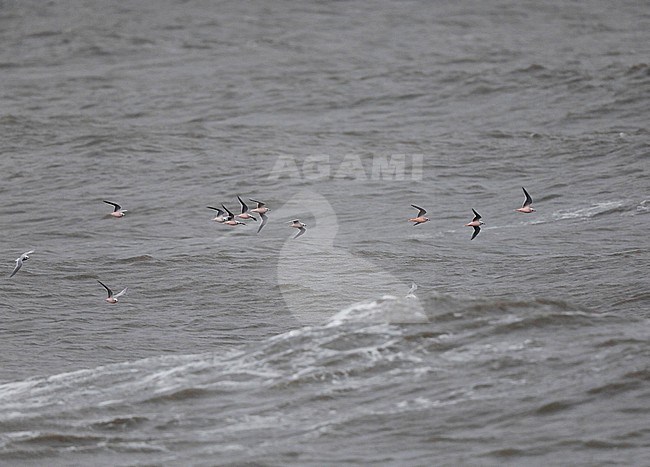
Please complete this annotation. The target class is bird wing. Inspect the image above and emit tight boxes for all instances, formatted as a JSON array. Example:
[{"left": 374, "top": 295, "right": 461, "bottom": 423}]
[
  {"left": 103, "top": 200, "right": 121, "bottom": 212},
  {"left": 522, "top": 187, "right": 533, "bottom": 207},
  {"left": 257, "top": 212, "right": 268, "bottom": 233},
  {"left": 97, "top": 280, "right": 113, "bottom": 297},
  {"left": 20, "top": 250, "right": 35, "bottom": 260},
  {"left": 411, "top": 204, "right": 426, "bottom": 217},
  {"left": 222, "top": 204, "right": 234, "bottom": 220},
  {"left": 237, "top": 196, "right": 249, "bottom": 213},
  {"left": 9, "top": 259, "right": 22, "bottom": 278}
]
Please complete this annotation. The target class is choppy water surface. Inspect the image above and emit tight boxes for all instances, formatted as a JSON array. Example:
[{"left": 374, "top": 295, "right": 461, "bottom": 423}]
[{"left": 1, "top": 0, "right": 648, "bottom": 465}]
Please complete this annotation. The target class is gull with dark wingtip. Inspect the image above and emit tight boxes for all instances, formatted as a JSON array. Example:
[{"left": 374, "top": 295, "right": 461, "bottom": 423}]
[
  {"left": 207, "top": 205, "right": 228, "bottom": 223},
  {"left": 236, "top": 196, "right": 257, "bottom": 222},
  {"left": 103, "top": 200, "right": 127, "bottom": 217},
  {"left": 222, "top": 204, "right": 246, "bottom": 226},
  {"left": 290, "top": 219, "right": 306, "bottom": 239},
  {"left": 515, "top": 187, "right": 536, "bottom": 213},
  {"left": 408, "top": 205, "right": 429, "bottom": 226},
  {"left": 9, "top": 250, "right": 34, "bottom": 278},
  {"left": 465, "top": 209, "right": 484, "bottom": 240},
  {"left": 97, "top": 280, "right": 127, "bottom": 304},
  {"left": 250, "top": 198, "right": 269, "bottom": 233}
]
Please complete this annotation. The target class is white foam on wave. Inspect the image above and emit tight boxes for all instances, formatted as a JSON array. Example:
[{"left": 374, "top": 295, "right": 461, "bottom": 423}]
[
  {"left": 328, "top": 293, "right": 429, "bottom": 326},
  {"left": 552, "top": 200, "right": 625, "bottom": 220},
  {"left": 635, "top": 199, "right": 649, "bottom": 213}
]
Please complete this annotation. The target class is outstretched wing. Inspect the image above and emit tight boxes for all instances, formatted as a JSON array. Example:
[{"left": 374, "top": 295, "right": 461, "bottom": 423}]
[
  {"left": 97, "top": 280, "right": 113, "bottom": 298},
  {"left": 103, "top": 200, "right": 121, "bottom": 212},
  {"left": 257, "top": 212, "right": 268, "bottom": 233},
  {"left": 522, "top": 187, "right": 533, "bottom": 207},
  {"left": 411, "top": 204, "right": 426, "bottom": 218},
  {"left": 293, "top": 227, "right": 306, "bottom": 239},
  {"left": 237, "top": 195, "right": 249, "bottom": 213},
  {"left": 114, "top": 287, "right": 128, "bottom": 298},
  {"left": 9, "top": 259, "right": 22, "bottom": 278},
  {"left": 471, "top": 226, "right": 481, "bottom": 240},
  {"left": 222, "top": 204, "right": 234, "bottom": 220}
]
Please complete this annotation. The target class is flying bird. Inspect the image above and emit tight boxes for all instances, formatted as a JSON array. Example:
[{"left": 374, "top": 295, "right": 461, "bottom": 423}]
[
  {"left": 409, "top": 205, "right": 429, "bottom": 226},
  {"left": 290, "top": 219, "right": 307, "bottom": 239},
  {"left": 236, "top": 196, "right": 257, "bottom": 222},
  {"left": 207, "top": 206, "right": 228, "bottom": 223},
  {"left": 465, "top": 209, "right": 484, "bottom": 240},
  {"left": 97, "top": 280, "right": 128, "bottom": 304},
  {"left": 222, "top": 204, "right": 246, "bottom": 226},
  {"left": 103, "top": 200, "right": 127, "bottom": 217},
  {"left": 250, "top": 199, "right": 270, "bottom": 233},
  {"left": 515, "top": 187, "right": 536, "bottom": 213},
  {"left": 9, "top": 250, "right": 34, "bottom": 278}
]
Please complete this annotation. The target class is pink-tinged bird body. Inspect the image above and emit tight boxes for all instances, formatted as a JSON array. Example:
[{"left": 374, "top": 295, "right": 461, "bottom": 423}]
[
  {"left": 236, "top": 196, "right": 257, "bottom": 221},
  {"left": 220, "top": 204, "right": 246, "bottom": 226},
  {"left": 290, "top": 219, "right": 307, "bottom": 239},
  {"left": 249, "top": 199, "right": 269, "bottom": 215},
  {"left": 224, "top": 219, "right": 246, "bottom": 226},
  {"left": 515, "top": 187, "right": 536, "bottom": 213},
  {"left": 104, "top": 200, "right": 127, "bottom": 217},
  {"left": 249, "top": 199, "right": 270, "bottom": 233},
  {"left": 98, "top": 280, "right": 127, "bottom": 304},
  {"left": 465, "top": 209, "right": 484, "bottom": 240},
  {"left": 207, "top": 206, "right": 228, "bottom": 223},
  {"left": 408, "top": 204, "right": 429, "bottom": 226}
]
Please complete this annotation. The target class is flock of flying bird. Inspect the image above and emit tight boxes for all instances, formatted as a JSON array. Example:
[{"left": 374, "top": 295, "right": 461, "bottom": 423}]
[
  {"left": 8, "top": 188, "right": 535, "bottom": 303},
  {"left": 409, "top": 186, "right": 535, "bottom": 239},
  {"left": 206, "top": 195, "right": 307, "bottom": 238}
]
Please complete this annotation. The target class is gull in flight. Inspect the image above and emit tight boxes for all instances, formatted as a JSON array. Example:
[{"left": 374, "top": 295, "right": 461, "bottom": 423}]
[
  {"left": 515, "top": 187, "right": 536, "bottom": 213},
  {"left": 465, "top": 209, "right": 484, "bottom": 240},
  {"left": 409, "top": 205, "right": 429, "bottom": 226},
  {"left": 103, "top": 200, "right": 127, "bottom": 217},
  {"left": 207, "top": 205, "right": 229, "bottom": 223},
  {"left": 222, "top": 204, "right": 246, "bottom": 226},
  {"left": 236, "top": 196, "right": 257, "bottom": 222},
  {"left": 9, "top": 250, "right": 34, "bottom": 278},
  {"left": 250, "top": 198, "right": 269, "bottom": 233},
  {"left": 290, "top": 219, "right": 307, "bottom": 239},
  {"left": 97, "top": 280, "right": 128, "bottom": 304}
]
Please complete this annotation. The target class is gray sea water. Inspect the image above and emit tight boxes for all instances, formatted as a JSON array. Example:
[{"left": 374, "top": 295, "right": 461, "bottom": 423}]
[{"left": 1, "top": 0, "right": 649, "bottom": 465}]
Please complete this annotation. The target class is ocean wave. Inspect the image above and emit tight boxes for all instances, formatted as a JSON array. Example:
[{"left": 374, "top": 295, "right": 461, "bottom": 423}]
[
  {"left": 551, "top": 201, "right": 626, "bottom": 220},
  {"left": 0, "top": 292, "right": 645, "bottom": 463},
  {"left": 635, "top": 199, "right": 650, "bottom": 213}
]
